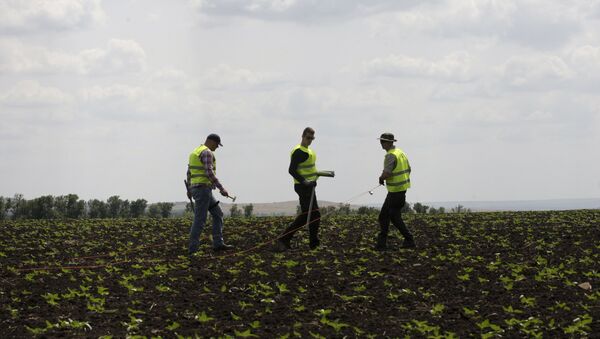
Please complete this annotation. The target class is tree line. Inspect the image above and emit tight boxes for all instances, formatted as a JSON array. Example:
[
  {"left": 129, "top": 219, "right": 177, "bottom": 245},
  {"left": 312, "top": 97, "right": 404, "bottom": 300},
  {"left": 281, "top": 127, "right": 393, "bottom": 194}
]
[
  {"left": 294, "top": 202, "right": 471, "bottom": 216},
  {"left": 0, "top": 194, "right": 174, "bottom": 220}
]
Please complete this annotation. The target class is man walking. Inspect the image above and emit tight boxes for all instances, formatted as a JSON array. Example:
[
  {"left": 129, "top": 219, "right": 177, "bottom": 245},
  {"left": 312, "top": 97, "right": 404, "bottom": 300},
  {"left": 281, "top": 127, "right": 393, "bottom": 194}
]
[
  {"left": 277, "top": 127, "right": 321, "bottom": 251},
  {"left": 375, "top": 133, "right": 415, "bottom": 250},
  {"left": 187, "top": 133, "right": 234, "bottom": 255}
]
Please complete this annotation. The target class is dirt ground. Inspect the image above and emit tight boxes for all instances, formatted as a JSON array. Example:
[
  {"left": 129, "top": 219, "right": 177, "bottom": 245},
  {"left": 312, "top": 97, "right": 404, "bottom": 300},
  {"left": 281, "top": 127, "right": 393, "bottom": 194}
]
[{"left": 1, "top": 210, "right": 599, "bottom": 337}]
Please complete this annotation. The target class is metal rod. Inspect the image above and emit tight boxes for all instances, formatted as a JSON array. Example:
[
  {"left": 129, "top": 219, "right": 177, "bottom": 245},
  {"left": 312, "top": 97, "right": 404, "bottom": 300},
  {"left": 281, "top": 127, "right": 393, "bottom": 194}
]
[
  {"left": 305, "top": 186, "right": 316, "bottom": 228},
  {"left": 184, "top": 180, "right": 194, "bottom": 210}
]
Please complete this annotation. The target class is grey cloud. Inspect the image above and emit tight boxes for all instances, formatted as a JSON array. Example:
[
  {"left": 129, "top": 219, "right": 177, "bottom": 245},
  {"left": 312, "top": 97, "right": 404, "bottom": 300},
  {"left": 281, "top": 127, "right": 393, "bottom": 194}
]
[
  {"left": 364, "top": 52, "right": 473, "bottom": 81},
  {"left": 377, "top": 0, "right": 585, "bottom": 50},
  {"left": 498, "top": 54, "right": 573, "bottom": 90},
  {"left": 0, "top": 0, "right": 105, "bottom": 34},
  {"left": 0, "top": 39, "right": 146, "bottom": 75},
  {"left": 199, "top": 64, "right": 287, "bottom": 91},
  {"left": 0, "top": 80, "right": 72, "bottom": 107},
  {"left": 190, "top": 0, "right": 430, "bottom": 23},
  {"left": 80, "top": 39, "right": 147, "bottom": 75}
]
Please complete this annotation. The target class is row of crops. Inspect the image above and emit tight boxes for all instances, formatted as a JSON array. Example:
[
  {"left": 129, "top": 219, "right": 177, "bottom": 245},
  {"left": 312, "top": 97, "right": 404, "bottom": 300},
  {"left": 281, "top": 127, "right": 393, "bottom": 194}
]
[{"left": 1, "top": 210, "right": 598, "bottom": 337}]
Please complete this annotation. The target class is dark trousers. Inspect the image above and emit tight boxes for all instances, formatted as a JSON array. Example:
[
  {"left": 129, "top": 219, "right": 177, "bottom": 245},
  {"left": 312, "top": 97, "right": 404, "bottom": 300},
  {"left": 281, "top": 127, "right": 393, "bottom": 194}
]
[
  {"left": 281, "top": 184, "right": 321, "bottom": 245},
  {"left": 378, "top": 191, "right": 413, "bottom": 245}
]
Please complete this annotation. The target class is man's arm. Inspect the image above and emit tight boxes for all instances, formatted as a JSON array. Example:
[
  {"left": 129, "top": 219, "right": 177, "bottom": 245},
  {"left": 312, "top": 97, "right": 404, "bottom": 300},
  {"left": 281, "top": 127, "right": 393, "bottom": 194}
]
[
  {"left": 201, "top": 150, "right": 226, "bottom": 193},
  {"left": 289, "top": 148, "right": 309, "bottom": 184},
  {"left": 379, "top": 153, "right": 396, "bottom": 183}
]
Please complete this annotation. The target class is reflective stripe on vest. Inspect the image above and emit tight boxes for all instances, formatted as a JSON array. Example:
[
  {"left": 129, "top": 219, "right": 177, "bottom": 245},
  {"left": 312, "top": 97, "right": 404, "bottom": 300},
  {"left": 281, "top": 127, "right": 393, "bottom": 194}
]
[
  {"left": 290, "top": 144, "right": 317, "bottom": 184},
  {"left": 188, "top": 145, "right": 216, "bottom": 185},
  {"left": 385, "top": 148, "right": 411, "bottom": 192}
]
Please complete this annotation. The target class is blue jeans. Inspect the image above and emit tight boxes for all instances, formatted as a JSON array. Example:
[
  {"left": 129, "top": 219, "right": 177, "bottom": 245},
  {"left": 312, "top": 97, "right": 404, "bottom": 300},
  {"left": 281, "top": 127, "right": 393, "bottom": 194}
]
[{"left": 189, "top": 186, "right": 224, "bottom": 253}]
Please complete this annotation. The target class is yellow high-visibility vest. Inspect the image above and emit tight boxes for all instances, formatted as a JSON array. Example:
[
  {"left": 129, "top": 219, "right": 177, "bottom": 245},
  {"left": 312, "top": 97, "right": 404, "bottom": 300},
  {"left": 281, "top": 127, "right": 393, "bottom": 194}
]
[
  {"left": 188, "top": 145, "right": 216, "bottom": 185},
  {"left": 386, "top": 148, "right": 411, "bottom": 192},
  {"left": 290, "top": 144, "right": 317, "bottom": 184}
]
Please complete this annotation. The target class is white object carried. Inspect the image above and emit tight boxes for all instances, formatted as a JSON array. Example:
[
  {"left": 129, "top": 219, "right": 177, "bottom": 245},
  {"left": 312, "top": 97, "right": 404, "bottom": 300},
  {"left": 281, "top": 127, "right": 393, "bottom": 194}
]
[{"left": 316, "top": 170, "right": 335, "bottom": 178}]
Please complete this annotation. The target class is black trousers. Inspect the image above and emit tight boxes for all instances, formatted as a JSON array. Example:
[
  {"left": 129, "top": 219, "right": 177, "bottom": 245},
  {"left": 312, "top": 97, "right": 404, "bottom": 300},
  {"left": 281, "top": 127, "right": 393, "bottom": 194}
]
[
  {"left": 378, "top": 191, "right": 413, "bottom": 244},
  {"left": 281, "top": 184, "right": 321, "bottom": 245}
]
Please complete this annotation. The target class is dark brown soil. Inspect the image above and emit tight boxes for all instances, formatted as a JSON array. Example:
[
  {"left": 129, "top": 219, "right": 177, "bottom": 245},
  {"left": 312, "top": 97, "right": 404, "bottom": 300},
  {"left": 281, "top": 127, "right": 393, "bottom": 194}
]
[{"left": 1, "top": 210, "right": 599, "bottom": 337}]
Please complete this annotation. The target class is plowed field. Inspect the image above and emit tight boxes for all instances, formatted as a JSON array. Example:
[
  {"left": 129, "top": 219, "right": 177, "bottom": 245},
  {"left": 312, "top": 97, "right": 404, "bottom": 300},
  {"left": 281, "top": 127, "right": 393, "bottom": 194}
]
[{"left": 1, "top": 210, "right": 599, "bottom": 337}]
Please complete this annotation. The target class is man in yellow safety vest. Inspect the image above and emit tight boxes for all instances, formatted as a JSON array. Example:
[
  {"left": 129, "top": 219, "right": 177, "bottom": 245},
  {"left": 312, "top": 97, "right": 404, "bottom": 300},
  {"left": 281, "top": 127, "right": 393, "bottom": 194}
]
[
  {"left": 187, "top": 133, "right": 234, "bottom": 254},
  {"left": 375, "top": 132, "right": 415, "bottom": 250},
  {"left": 276, "top": 127, "right": 321, "bottom": 251}
]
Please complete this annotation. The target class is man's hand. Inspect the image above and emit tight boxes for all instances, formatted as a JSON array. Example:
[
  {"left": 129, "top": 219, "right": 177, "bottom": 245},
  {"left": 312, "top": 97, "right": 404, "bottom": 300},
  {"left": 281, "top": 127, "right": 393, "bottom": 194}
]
[
  {"left": 220, "top": 189, "right": 229, "bottom": 197},
  {"left": 379, "top": 177, "right": 385, "bottom": 185},
  {"left": 302, "top": 180, "right": 317, "bottom": 187}
]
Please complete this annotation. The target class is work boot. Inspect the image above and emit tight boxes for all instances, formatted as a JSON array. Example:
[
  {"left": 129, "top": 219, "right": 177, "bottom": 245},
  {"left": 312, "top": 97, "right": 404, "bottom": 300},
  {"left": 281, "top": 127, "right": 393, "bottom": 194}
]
[
  {"left": 374, "top": 243, "right": 387, "bottom": 251},
  {"left": 213, "top": 243, "right": 234, "bottom": 251},
  {"left": 374, "top": 234, "right": 387, "bottom": 251},
  {"left": 274, "top": 239, "right": 291, "bottom": 252},
  {"left": 401, "top": 239, "right": 416, "bottom": 249},
  {"left": 309, "top": 238, "right": 320, "bottom": 250}
]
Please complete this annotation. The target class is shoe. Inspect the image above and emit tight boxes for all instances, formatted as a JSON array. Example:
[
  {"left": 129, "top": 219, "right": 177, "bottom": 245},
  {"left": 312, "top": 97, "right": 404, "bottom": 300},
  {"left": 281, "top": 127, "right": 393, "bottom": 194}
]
[
  {"left": 274, "top": 239, "right": 291, "bottom": 252},
  {"left": 374, "top": 243, "right": 387, "bottom": 251},
  {"left": 309, "top": 239, "right": 320, "bottom": 250},
  {"left": 213, "top": 243, "right": 234, "bottom": 251},
  {"left": 401, "top": 240, "right": 416, "bottom": 248}
]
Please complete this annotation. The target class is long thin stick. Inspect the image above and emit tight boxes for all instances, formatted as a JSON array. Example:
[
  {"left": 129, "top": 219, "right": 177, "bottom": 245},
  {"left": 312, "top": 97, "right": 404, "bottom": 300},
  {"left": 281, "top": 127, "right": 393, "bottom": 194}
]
[
  {"left": 305, "top": 186, "right": 315, "bottom": 228},
  {"left": 184, "top": 180, "right": 194, "bottom": 210}
]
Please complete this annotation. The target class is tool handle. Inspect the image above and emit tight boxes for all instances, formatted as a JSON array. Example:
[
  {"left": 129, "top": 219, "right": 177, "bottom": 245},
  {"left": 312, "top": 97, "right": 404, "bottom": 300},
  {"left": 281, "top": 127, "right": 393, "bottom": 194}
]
[{"left": 184, "top": 180, "right": 194, "bottom": 210}]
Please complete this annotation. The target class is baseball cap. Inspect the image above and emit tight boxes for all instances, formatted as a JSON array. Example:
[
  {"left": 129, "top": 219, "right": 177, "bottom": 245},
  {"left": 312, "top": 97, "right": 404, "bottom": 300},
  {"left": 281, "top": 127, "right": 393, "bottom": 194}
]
[
  {"left": 378, "top": 132, "right": 397, "bottom": 142},
  {"left": 207, "top": 133, "right": 223, "bottom": 146}
]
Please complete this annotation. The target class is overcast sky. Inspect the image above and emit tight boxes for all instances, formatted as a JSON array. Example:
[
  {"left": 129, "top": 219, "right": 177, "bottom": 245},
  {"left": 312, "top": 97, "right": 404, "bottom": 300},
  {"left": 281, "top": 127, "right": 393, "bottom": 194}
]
[{"left": 1, "top": 0, "right": 600, "bottom": 205}]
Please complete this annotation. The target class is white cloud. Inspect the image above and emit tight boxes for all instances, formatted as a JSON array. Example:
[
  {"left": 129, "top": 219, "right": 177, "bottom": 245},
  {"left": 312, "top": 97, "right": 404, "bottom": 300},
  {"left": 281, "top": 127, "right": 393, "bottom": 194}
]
[
  {"left": 79, "top": 84, "right": 143, "bottom": 102},
  {"left": 0, "top": 38, "right": 81, "bottom": 73},
  {"left": 364, "top": 52, "right": 473, "bottom": 81},
  {"left": 570, "top": 45, "right": 600, "bottom": 75},
  {"left": 0, "top": 39, "right": 146, "bottom": 75},
  {"left": 0, "top": 0, "right": 105, "bottom": 33},
  {"left": 200, "top": 64, "right": 284, "bottom": 90},
  {"left": 0, "top": 80, "right": 72, "bottom": 107},
  {"left": 371, "top": 0, "right": 585, "bottom": 49},
  {"left": 190, "top": 0, "right": 425, "bottom": 23},
  {"left": 498, "top": 54, "right": 573, "bottom": 90},
  {"left": 80, "top": 39, "right": 147, "bottom": 75}
]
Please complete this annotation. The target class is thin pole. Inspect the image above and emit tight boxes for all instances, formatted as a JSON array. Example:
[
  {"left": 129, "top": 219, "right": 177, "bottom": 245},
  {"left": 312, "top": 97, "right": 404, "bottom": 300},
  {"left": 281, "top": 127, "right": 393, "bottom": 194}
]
[{"left": 305, "top": 186, "right": 316, "bottom": 228}]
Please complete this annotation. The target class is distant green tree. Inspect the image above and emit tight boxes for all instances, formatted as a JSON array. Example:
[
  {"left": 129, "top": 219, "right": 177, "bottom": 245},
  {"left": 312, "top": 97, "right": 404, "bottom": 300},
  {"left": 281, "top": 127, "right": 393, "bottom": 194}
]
[
  {"left": 0, "top": 197, "right": 6, "bottom": 220},
  {"left": 428, "top": 206, "right": 446, "bottom": 214},
  {"left": 147, "top": 204, "right": 161, "bottom": 218},
  {"left": 413, "top": 202, "right": 430, "bottom": 214},
  {"left": 401, "top": 202, "right": 413, "bottom": 214},
  {"left": 230, "top": 204, "right": 241, "bottom": 217},
  {"left": 320, "top": 205, "right": 336, "bottom": 215},
  {"left": 296, "top": 205, "right": 301, "bottom": 215},
  {"left": 107, "top": 195, "right": 122, "bottom": 218},
  {"left": 119, "top": 200, "right": 131, "bottom": 218},
  {"left": 29, "top": 195, "right": 56, "bottom": 219},
  {"left": 10, "top": 194, "right": 28, "bottom": 219},
  {"left": 130, "top": 199, "right": 147, "bottom": 218},
  {"left": 54, "top": 194, "right": 85, "bottom": 219},
  {"left": 244, "top": 204, "right": 254, "bottom": 217},
  {"left": 158, "top": 202, "right": 174, "bottom": 218},
  {"left": 338, "top": 203, "right": 352, "bottom": 215},
  {"left": 357, "top": 206, "right": 379, "bottom": 215},
  {"left": 87, "top": 199, "right": 108, "bottom": 219},
  {"left": 451, "top": 205, "right": 470, "bottom": 213}
]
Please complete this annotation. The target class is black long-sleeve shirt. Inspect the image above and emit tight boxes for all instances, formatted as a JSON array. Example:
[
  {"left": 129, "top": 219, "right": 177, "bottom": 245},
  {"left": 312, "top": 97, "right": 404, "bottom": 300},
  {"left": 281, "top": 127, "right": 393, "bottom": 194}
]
[{"left": 288, "top": 148, "right": 309, "bottom": 184}]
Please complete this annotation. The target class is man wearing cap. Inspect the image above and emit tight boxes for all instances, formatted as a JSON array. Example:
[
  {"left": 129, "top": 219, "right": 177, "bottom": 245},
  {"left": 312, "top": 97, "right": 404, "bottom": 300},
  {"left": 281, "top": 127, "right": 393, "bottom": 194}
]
[
  {"left": 375, "top": 133, "right": 415, "bottom": 250},
  {"left": 276, "top": 127, "right": 321, "bottom": 251},
  {"left": 187, "top": 133, "right": 234, "bottom": 254}
]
